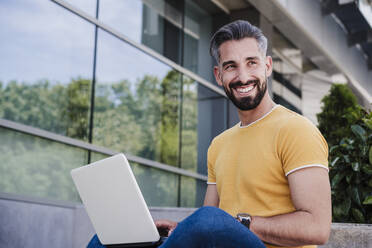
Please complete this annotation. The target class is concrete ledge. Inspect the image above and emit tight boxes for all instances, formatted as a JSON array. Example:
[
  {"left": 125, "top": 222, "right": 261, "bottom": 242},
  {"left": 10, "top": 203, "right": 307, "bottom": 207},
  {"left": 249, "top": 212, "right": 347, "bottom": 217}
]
[
  {"left": 0, "top": 194, "right": 197, "bottom": 248},
  {"left": 72, "top": 205, "right": 196, "bottom": 248},
  {"left": 1, "top": 194, "right": 372, "bottom": 248},
  {"left": 320, "top": 223, "right": 372, "bottom": 248}
]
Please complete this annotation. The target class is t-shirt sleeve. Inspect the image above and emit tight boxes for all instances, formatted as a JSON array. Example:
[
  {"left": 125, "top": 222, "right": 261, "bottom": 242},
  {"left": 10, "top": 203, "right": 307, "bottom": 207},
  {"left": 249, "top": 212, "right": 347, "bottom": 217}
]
[
  {"left": 207, "top": 141, "right": 217, "bottom": 184},
  {"left": 278, "top": 116, "right": 329, "bottom": 176}
]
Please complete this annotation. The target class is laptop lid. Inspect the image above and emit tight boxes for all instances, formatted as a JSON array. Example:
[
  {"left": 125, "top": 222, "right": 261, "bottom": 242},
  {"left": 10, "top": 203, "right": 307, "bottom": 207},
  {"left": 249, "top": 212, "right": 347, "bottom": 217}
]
[{"left": 71, "top": 153, "right": 160, "bottom": 245}]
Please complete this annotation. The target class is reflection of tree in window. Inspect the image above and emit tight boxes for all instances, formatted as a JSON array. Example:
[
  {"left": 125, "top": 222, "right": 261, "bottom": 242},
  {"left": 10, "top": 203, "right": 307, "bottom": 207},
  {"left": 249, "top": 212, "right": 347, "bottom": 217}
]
[
  {"left": 65, "top": 78, "right": 90, "bottom": 140},
  {"left": 0, "top": 73, "right": 200, "bottom": 204},
  {"left": 0, "top": 79, "right": 91, "bottom": 140},
  {"left": 159, "top": 70, "right": 180, "bottom": 166}
]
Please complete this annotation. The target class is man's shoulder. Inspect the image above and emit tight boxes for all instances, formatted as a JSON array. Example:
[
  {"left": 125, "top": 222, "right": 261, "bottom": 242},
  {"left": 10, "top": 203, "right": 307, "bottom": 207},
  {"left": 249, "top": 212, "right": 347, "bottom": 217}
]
[
  {"left": 210, "top": 123, "right": 240, "bottom": 147},
  {"left": 276, "top": 106, "right": 318, "bottom": 132},
  {"left": 276, "top": 106, "right": 327, "bottom": 151}
]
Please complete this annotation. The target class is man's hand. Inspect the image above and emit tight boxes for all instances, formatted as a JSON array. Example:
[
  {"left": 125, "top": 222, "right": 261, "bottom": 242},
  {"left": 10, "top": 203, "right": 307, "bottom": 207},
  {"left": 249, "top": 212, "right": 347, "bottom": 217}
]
[{"left": 155, "top": 219, "right": 178, "bottom": 237}]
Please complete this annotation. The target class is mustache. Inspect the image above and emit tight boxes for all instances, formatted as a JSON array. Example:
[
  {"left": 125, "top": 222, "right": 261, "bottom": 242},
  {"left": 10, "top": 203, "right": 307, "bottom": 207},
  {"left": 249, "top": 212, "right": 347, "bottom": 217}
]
[{"left": 229, "top": 79, "right": 260, "bottom": 89}]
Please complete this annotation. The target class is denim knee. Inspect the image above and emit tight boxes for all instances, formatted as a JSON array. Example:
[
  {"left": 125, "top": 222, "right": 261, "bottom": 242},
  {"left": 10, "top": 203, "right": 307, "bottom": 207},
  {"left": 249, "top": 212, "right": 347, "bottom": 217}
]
[
  {"left": 179, "top": 206, "right": 233, "bottom": 235},
  {"left": 87, "top": 234, "right": 105, "bottom": 248},
  {"left": 193, "top": 206, "right": 227, "bottom": 217}
]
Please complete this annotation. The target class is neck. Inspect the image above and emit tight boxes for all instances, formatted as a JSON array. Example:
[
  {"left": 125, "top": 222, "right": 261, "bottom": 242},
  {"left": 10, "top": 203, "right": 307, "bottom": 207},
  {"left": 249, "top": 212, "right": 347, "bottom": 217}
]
[{"left": 237, "top": 93, "right": 276, "bottom": 126}]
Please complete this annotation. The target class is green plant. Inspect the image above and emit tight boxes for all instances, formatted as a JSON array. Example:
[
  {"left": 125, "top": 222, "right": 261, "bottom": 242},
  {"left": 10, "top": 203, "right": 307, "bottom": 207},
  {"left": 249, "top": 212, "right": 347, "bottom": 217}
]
[
  {"left": 317, "top": 84, "right": 364, "bottom": 147},
  {"left": 317, "top": 83, "right": 372, "bottom": 223},
  {"left": 328, "top": 109, "right": 372, "bottom": 223}
]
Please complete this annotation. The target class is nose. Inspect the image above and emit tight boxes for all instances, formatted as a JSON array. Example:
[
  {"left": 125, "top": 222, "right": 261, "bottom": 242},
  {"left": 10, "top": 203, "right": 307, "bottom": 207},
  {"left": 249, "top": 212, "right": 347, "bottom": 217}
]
[{"left": 237, "top": 67, "right": 252, "bottom": 83}]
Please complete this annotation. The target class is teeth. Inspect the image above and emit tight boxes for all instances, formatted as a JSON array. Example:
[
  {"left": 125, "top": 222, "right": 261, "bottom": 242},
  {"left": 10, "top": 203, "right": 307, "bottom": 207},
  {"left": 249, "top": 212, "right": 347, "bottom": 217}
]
[{"left": 237, "top": 85, "right": 254, "bottom": 93}]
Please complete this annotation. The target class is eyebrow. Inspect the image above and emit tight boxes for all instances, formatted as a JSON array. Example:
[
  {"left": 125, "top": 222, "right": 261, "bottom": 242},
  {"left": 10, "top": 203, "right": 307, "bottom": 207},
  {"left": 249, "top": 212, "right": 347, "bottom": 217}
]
[
  {"left": 221, "top": 56, "right": 260, "bottom": 68},
  {"left": 222, "top": 60, "right": 235, "bottom": 68}
]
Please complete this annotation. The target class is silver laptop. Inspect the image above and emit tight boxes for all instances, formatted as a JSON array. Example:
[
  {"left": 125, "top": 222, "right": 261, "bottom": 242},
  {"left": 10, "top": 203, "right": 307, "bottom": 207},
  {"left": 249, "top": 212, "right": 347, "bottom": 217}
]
[{"left": 71, "top": 153, "right": 164, "bottom": 247}]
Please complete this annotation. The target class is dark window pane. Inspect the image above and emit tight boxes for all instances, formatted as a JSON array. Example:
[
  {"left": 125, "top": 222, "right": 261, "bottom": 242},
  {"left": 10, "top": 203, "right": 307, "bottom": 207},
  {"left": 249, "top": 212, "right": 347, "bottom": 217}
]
[
  {"left": 196, "top": 84, "right": 227, "bottom": 175},
  {"left": 183, "top": 0, "right": 213, "bottom": 82}
]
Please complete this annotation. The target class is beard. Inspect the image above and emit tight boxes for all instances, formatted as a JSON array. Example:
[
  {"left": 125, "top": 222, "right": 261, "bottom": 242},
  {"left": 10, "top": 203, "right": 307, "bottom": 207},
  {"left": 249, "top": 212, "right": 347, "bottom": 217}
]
[{"left": 223, "top": 77, "right": 267, "bottom": 111}]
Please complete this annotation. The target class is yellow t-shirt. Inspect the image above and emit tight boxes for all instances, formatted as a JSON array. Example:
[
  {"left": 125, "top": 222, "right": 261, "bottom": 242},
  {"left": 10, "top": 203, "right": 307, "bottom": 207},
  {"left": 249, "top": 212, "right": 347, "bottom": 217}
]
[{"left": 207, "top": 105, "right": 328, "bottom": 248}]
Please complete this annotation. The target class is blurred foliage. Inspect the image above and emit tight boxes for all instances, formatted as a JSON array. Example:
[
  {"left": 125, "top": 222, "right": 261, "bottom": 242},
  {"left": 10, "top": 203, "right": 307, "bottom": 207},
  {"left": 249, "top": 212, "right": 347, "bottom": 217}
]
[
  {"left": 317, "top": 84, "right": 365, "bottom": 147},
  {"left": 0, "top": 70, "right": 199, "bottom": 206},
  {"left": 65, "top": 78, "right": 90, "bottom": 140},
  {"left": 317, "top": 84, "right": 372, "bottom": 223}
]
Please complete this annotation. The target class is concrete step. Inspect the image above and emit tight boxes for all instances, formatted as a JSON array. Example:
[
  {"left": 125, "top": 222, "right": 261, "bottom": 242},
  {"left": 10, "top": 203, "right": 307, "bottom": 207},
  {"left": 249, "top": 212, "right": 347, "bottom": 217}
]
[{"left": 1, "top": 194, "right": 371, "bottom": 248}]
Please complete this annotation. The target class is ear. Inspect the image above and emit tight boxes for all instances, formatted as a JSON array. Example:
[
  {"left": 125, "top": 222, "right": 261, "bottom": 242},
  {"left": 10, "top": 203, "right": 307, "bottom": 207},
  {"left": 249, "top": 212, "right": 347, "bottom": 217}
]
[
  {"left": 213, "top": 66, "right": 223, "bottom": 86},
  {"left": 265, "top": 56, "right": 273, "bottom": 77}
]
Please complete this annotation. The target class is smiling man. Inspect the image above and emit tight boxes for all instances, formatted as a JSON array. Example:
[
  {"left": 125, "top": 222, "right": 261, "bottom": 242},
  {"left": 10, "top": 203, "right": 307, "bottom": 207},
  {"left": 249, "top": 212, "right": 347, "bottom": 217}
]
[
  {"left": 88, "top": 20, "right": 331, "bottom": 248},
  {"left": 156, "top": 20, "right": 332, "bottom": 248},
  {"left": 215, "top": 37, "right": 268, "bottom": 112}
]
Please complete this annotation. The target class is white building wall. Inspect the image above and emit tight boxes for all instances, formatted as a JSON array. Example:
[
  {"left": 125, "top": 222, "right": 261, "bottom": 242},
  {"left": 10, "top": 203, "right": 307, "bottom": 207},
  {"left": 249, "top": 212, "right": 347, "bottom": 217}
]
[
  {"left": 248, "top": 0, "right": 372, "bottom": 108},
  {"left": 273, "top": 0, "right": 372, "bottom": 107},
  {"left": 302, "top": 71, "right": 333, "bottom": 125}
]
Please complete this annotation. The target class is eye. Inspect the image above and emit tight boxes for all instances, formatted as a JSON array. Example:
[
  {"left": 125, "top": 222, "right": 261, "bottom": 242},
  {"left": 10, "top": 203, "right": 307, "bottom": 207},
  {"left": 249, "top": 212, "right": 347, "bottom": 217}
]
[
  {"left": 224, "top": 64, "right": 235, "bottom": 71},
  {"left": 247, "top": 61, "right": 257, "bottom": 66}
]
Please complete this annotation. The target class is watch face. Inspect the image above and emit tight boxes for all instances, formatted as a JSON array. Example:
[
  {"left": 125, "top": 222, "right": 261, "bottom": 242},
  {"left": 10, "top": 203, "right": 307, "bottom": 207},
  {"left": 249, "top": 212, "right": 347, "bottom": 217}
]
[{"left": 237, "top": 213, "right": 251, "bottom": 229}]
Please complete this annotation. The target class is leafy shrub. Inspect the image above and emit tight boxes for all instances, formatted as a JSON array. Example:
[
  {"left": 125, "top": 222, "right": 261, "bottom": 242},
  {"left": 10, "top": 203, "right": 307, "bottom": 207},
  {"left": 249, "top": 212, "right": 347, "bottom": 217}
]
[
  {"left": 317, "top": 84, "right": 364, "bottom": 147},
  {"left": 318, "top": 84, "right": 372, "bottom": 223}
]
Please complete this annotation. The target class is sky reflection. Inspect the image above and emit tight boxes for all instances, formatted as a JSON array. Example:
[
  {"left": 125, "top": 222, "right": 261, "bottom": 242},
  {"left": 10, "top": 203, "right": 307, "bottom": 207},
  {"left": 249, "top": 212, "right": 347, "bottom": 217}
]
[{"left": 0, "top": 0, "right": 169, "bottom": 86}]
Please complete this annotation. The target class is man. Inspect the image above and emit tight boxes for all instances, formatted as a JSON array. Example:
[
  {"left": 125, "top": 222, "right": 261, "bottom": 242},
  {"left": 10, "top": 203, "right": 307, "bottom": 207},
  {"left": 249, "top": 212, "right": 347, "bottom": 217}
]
[
  {"left": 89, "top": 20, "right": 331, "bottom": 248},
  {"left": 156, "top": 20, "right": 331, "bottom": 248}
]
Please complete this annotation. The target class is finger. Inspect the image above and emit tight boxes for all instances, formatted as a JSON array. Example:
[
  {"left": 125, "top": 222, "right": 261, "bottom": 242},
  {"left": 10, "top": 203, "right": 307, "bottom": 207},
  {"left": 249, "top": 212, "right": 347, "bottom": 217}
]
[
  {"left": 155, "top": 220, "right": 167, "bottom": 226},
  {"left": 156, "top": 221, "right": 172, "bottom": 229},
  {"left": 156, "top": 224, "right": 168, "bottom": 228},
  {"left": 168, "top": 225, "right": 177, "bottom": 235}
]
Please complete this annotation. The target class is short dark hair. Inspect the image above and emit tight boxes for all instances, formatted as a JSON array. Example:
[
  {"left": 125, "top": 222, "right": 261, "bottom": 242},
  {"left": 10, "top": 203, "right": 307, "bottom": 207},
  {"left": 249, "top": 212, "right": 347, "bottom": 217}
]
[{"left": 209, "top": 20, "right": 268, "bottom": 63}]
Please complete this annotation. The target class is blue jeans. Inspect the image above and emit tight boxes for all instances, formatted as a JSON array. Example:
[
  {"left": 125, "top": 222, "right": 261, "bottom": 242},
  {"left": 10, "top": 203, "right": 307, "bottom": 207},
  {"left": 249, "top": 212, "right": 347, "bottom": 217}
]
[{"left": 88, "top": 206, "right": 265, "bottom": 248}]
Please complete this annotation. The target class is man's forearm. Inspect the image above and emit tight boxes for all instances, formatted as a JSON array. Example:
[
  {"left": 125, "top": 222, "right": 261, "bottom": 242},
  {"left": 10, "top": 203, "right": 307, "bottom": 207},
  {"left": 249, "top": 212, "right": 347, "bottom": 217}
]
[{"left": 250, "top": 210, "right": 331, "bottom": 247}]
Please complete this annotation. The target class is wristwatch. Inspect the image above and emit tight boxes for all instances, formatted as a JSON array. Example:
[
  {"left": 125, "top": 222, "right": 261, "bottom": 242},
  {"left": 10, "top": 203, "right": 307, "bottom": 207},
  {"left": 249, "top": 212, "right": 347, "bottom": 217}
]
[{"left": 237, "top": 213, "right": 252, "bottom": 229}]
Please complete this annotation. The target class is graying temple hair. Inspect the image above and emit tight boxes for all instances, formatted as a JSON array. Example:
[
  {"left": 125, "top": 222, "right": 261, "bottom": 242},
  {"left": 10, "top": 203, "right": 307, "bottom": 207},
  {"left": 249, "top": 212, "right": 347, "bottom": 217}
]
[{"left": 209, "top": 20, "right": 268, "bottom": 64}]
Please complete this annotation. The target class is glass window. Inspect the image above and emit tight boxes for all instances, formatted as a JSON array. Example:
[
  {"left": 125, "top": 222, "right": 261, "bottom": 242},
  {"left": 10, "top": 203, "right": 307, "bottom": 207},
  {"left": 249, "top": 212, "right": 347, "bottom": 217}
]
[
  {"left": 180, "top": 176, "right": 206, "bottom": 207},
  {"left": 132, "top": 163, "right": 178, "bottom": 207},
  {"left": 99, "top": 0, "right": 215, "bottom": 80},
  {"left": 94, "top": 28, "right": 181, "bottom": 167},
  {"left": 183, "top": 0, "right": 213, "bottom": 82},
  {"left": 90, "top": 151, "right": 109, "bottom": 163},
  {"left": 0, "top": 0, "right": 95, "bottom": 141},
  {"left": 98, "top": 0, "right": 144, "bottom": 43},
  {"left": 180, "top": 76, "right": 227, "bottom": 174},
  {"left": 0, "top": 127, "right": 87, "bottom": 202},
  {"left": 195, "top": 84, "right": 227, "bottom": 175},
  {"left": 89, "top": 151, "right": 179, "bottom": 207},
  {"left": 99, "top": 0, "right": 183, "bottom": 64},
  {"left": 181, "top": 76, "right": 198, "bottom": 172},
  {"left": 228, "top": 101, "right": 240, "bottom": 128},
  {"left": 64, "top": 0, "right": 97, "bottom": 16}
]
